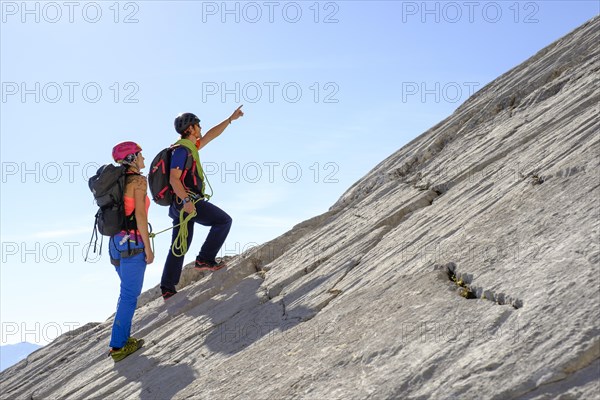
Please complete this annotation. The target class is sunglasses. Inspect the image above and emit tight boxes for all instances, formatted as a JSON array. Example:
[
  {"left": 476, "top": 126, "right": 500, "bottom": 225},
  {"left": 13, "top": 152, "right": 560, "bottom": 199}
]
[{"left": 124, "top": 151, "right": 141, "bottom": 163}]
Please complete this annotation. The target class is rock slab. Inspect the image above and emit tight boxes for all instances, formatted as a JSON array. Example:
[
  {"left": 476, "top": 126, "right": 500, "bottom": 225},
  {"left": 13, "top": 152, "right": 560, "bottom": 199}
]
[{"left": 1, "top": 16, "right": 599, "bottom": 400}]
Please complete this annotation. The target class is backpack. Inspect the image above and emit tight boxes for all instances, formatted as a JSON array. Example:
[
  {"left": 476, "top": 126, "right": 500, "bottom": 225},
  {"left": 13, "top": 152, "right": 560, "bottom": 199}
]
[
  {"left": 148, "top": 144, "right": 194, "bottom": 206},
  {"left": 89, "top": 164, "right": 128, "bottom": 236},
  {"left": 86, "top": 164, "right": 138, "bottom": 260}
]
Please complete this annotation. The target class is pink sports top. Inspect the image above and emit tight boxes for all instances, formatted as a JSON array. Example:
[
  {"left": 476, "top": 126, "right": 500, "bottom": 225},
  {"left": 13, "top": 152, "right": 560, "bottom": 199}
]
[
  {"left": 124, "top": 195, "right": 150, "bottom": 216},
  {"left": 122, "top": 195, "right": 150, "bottom": 235}
]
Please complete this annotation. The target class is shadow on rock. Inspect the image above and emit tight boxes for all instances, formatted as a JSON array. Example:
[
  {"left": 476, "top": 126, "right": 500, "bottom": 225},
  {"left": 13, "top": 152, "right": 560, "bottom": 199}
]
[
  {"left": 185, "top": 272, "right": 333, "bottom": 356},
  {"left": 113, "top": 354, "right": 197, "bottom": 400}
]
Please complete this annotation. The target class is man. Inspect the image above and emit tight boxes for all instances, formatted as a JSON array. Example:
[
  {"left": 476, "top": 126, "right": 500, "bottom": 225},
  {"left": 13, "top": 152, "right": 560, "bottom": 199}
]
[{"left": 160, "top": 106, "right": 244, "bottom": 300}]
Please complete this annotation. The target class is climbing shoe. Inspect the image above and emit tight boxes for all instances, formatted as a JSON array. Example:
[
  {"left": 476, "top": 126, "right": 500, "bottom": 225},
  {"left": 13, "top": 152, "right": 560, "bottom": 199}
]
[
  {"left": 194, "top": 257, "right": 226, "bottom": 272},
  {"left": 109, "top": 337, "right": 144, "bottom": 362}
]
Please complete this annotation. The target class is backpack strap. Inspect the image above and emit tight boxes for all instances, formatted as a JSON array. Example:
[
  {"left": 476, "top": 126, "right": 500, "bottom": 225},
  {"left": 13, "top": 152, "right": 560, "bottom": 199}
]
[
  {"left": 175, "top": 139, "right": 213, "bottom": 200},
  {"left": 171, "top": 144, "right": 196, "bottom": 196},
  {"left": 85, "top": 213, "right": 101, "bottom": 262}
]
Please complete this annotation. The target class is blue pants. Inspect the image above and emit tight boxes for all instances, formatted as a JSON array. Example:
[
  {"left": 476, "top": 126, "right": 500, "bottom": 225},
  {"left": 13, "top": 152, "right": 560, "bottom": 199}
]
[
  {"left": 109, "top": 233, "right": 146, "bottom": 349},
  {"left": 160, "top": 200, "right": 232, "bottom": 292}
]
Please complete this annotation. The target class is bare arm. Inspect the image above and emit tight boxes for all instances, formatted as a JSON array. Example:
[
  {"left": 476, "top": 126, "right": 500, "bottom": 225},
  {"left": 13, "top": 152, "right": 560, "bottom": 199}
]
[
  {"left": 132, "top": 176, "right": 154, "bottom": 264},
  {"left": 170, "top": 168, "right": 196, "bottom": 214},
  {"left": 199, "top": 105, "right": 244, "bottom": 150},
  {"left": 169, "top": 168, "right": 188, "bottom": 202}
]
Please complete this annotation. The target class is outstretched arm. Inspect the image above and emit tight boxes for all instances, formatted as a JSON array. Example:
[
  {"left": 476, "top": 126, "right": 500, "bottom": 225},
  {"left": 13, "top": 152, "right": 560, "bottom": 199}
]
[{"left": 199, "top": 105, "right": 244, "bottom": 150}]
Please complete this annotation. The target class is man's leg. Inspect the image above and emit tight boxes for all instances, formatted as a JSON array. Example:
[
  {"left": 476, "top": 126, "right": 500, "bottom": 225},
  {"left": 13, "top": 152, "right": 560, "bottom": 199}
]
[
  {"left": 194, "top": 201, "right": 232, "bottom": 263},
  {"left": 160, "top": 205, "right": 195, "bottom": 293}
]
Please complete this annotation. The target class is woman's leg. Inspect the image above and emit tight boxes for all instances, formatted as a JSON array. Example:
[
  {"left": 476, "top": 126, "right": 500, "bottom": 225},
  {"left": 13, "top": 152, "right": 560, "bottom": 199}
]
[{"left": 109, "top": 236, "right": 146, "bottom": 349}]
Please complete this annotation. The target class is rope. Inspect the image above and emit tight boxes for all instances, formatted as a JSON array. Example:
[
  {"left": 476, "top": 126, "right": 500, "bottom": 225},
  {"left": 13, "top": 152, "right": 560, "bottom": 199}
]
[
  {"left": 203, "top": 172, "right": 214, "bottom": 200},
  {"left": 175, "top": 139, "right": 213, "bottom": 200},
  {"left": 148, "top": 196, "right": 203, "bottom": 257},
  {"left": 169, "top": 202, "right": 196, "bottom": 257}
]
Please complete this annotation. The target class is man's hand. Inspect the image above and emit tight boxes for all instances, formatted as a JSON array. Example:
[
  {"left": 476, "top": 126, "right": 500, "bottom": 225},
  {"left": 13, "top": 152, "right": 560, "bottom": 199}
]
[
  {"left": 229, "top": 105, "right": 244, "bottom": 122},
  {"left": 200, "top": 105, "right": 245, "bottom": 149},
  {"left": 183, "top": 200, "right": 196, "bottom": 215}
]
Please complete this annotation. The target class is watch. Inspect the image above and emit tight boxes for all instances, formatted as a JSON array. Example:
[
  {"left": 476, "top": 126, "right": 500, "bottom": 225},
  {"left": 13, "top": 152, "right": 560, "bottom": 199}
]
[{"left": 183, "top": 197, "right": 191, "bottom": 203}]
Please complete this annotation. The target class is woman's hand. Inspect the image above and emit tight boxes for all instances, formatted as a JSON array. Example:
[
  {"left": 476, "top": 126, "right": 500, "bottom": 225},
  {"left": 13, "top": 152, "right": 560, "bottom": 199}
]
[{"left": 145, "top": 248, "right": 155, "bottom": 264}]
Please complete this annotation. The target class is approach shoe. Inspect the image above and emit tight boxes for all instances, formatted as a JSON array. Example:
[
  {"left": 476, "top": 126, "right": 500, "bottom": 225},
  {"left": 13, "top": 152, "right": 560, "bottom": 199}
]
[
  {"left": 194, "top": 257, "right": 226, "bottom": 272},
  {"left": 109, "top": 337, "right": 144, "bottom": 362},
  {"left": 161, "top": 289, "right": 177, "bottom": 301}
]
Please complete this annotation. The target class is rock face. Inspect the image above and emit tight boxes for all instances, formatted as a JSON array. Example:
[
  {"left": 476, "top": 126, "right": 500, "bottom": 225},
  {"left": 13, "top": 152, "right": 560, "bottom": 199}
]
[{"left": 2, "top": 17, "right": 599, "bottom": 400}]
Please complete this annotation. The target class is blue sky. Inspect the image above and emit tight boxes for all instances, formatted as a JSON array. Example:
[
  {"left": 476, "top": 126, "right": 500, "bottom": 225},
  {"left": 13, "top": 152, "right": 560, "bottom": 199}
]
[{"left": 1, "top": 1, "right": 598, "bottom": 345}]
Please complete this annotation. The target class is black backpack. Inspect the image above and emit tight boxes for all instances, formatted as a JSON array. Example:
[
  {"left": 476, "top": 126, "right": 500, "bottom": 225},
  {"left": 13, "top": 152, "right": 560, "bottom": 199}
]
[
  {"left": 148, "top": 144, "right": 193, "bottom": 206},
  {"left": 86, "top": 164, "right": 138, "bottom": 260},
  {"left": 89, "top": 164, "right": 128, "bottom": 236}
]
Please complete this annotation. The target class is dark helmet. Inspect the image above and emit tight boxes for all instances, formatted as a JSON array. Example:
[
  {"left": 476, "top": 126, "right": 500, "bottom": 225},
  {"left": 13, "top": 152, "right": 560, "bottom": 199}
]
[{"left": 174, "top": 112, "right": 200, "bottom": 134}]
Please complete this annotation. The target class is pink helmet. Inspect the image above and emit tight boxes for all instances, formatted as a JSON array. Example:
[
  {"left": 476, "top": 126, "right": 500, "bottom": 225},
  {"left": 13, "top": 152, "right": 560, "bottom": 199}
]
[{"left": 112, "top": 141, "right": 142, "bottom": 164}]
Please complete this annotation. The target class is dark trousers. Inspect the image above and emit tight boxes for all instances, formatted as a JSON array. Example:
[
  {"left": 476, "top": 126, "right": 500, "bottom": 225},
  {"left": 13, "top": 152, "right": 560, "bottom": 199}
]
[{"left": 160, "top": 200, "right": 232, "bottom": 292}]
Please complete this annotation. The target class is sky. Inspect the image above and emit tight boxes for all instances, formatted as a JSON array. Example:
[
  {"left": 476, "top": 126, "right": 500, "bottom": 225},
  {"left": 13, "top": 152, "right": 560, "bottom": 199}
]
[{"left": 1, "top": 1, "right": 598, "bottom": 345}]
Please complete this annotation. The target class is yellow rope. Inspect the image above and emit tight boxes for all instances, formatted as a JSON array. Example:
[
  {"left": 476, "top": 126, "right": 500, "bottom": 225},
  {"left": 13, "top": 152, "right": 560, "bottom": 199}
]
[
  {"left": 170, "top": 204, "right": 196, "bottom": 257},
  {"left": 148, "top": 196, "right": 202, "bottom": 257}
]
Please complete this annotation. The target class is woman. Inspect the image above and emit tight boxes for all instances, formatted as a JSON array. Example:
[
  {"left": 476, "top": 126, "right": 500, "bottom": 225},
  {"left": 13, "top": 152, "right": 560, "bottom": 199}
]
[{"left": 108, "top": 141, "right": 154, "bottom": 362}]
